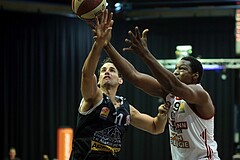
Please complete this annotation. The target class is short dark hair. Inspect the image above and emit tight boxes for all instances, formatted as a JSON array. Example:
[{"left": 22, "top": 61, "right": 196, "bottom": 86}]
[
  {"left": 181, "top": 56, "right": 203, "bottom": 83},
  {"left": 99, "top": 57, "right": 122, "bottom": 78}
]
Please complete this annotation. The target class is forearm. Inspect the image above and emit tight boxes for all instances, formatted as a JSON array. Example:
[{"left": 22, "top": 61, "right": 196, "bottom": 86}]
[
  {"left": 153, "top": 113, "right": 168, "bottom": 134},
  {"left": 140, "top": 51, "right": 177, "bottom": 93},
  {"left": 81, "top": 41, "right": 103, "bottom": 99},
  {"left": 82, "top": 42, "right": 103, "bottom": 76},
  {"left": 105, "top": 43, "right": 167, "bottom": 97},
  {"left": 104, "top": 43, "right": 137, "bottom": 81}
]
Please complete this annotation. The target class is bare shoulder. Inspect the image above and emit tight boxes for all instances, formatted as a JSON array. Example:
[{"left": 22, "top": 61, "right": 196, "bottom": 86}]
[
  {"left": 80, "top": 88, "right": 103, "bottom": 112},
  {"left": 188, "top": 84, "right": 210, "bottom": 101},
  {"left": 189, "top": 84, "right": 215, "bottom": 119}
]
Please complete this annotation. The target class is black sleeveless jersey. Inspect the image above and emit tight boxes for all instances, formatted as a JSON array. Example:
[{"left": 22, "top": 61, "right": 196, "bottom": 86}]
[{"left": 70, "top": 94, "right": 131, "bottom": 160}]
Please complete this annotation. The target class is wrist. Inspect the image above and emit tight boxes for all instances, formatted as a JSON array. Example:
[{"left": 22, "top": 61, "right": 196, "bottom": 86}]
[
  {"left": 93, "top": 41, "right": 105, "bottom": 52},
  {"left": 104, "top": 42, "right": 111, "bottom": 50},
  {"left": 157, "top": 113, "right": 167, "bottom": 120},
  {"left": 95, "top": 40, "right": 105, "bottom": 48}
]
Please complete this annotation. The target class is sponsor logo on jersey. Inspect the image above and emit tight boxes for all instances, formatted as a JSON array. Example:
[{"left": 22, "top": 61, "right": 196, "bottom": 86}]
[
  {"left": 91, "top": 140, "right": 120, "bottom": 153},
  {"left": 99, "top": 107, "right": 110, "bottom": 119},
  {"left": 170, "top": 133, "right": 190, "bottom": 148}
]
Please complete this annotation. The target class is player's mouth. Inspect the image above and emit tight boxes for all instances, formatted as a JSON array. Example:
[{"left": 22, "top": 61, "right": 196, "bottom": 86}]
[{"left": 103, "top": 76, "right": 111, "bottom": 79}]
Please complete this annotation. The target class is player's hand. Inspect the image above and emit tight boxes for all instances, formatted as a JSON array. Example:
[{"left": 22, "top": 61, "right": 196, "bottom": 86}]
[
  {"left": 158, "top": 104, "right": 170, "bottom": 117},
  {"left": 123, "top": 26, "right": 150, "bottom": 56},
  {"left": 91, "top": 9, "right": 114, "bottom": 46}
]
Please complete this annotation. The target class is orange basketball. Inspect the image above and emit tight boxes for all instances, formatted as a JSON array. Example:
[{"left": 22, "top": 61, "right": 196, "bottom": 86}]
[{"left": 72, "top": 0, "right": 107, "bottom": 20}]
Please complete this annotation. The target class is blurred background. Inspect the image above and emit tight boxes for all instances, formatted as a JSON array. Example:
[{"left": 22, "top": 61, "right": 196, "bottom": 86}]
[{"left": 1, "top": 0, "right": 240, "bottom": 159}]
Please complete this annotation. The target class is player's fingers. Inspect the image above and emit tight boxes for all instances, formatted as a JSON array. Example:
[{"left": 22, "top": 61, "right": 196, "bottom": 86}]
[
  {"left": 123, "top": 47, "right": 133, "bottom": 52},
  {"left": 163, "top": 105, "right": 169, "bottom": 110},
  {"left": 93, "top": 36, "right": 97, "bottom": 40},
  {"left": 159, "top": 104, "right": 169, "bottom": 112},
  {"left": 135, "top": 26, "right": 141, "bottom": 39},
  {"left": 108, "top": 20, "right": 114, "bottom": 28},
  {"left": 108, "top": 12, "right": 113, "bottom": 25},
  {"left": 142, "top": 29, "right": 149, "bottom": 39},
  {"left": 96, "top": 15, "right": 100, "bottom": 25},
  {"left": 99, "top": 9, "right": 105, "bottom": 24},
  {"left": 124, "top": 38, "right": 132, "bottom": 45},
  {"left": 104, "top": 9, "right": 108, "bottom": 24},
  {"left": 92, "top": 29, "right": 96, "bottom": 34},
  {"left": 123, "top": 38, "right": 132, "bottom": 51},
  {"left": 106, "top": 27, "right": 112, "bottom": 33},
  {"left": 159, "top": 108, "right": 167, "bottom": 113},
  {"left": 127, "top": 30, "right": 136, "bottom": 43}
]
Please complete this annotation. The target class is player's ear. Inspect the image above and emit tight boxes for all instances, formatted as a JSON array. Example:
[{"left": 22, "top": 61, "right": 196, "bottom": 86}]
[
  {"left": 192, "top": 72, "right": 199, "bottom": 81},
  {"left": 118, "top": 78, "right": 123, "bottom": 85}
]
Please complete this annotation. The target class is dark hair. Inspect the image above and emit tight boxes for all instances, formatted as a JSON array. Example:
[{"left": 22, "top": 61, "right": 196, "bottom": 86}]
[
  {"left": 181, "top": 56, "right": 203, "bottom": 83},
  {"left": 101, "top": 57, "right": 112, "bottom": 66},
  {"left": 99, "top": 57, "right": 122, "bottom": 78}
]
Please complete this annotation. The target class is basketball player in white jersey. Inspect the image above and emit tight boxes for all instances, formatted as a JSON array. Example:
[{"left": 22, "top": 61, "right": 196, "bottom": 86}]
[{"left": 99, "top": 11, "right": 221, "bottom": 160}]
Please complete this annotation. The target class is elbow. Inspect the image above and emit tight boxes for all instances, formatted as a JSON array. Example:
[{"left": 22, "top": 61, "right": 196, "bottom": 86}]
[
  {"left": 165, "top": 76, "right": 182, "bottom": 94},
  {"left": 151, "top": 117, "right": 168, "bottom": 135},
  {"left": 154, "top": 128, "right": 165, "bottom": 135},
  {"left": 81, "top": 68, "right": 87, "bottom": 80},
  {"left": 151, "top": 123, "right": 166, "bottom": 135},
  {"left": 81, "top": 66, "right": 95, "bottom": 82},
  {"left": 151, "top": 128, "right": 164, "bottom": 135},
  {"left": 81, "top": 66, "right": 88, "bottom": 77},
  {"left": 125, "top": 70, "right": 140, "bottom": 84}
]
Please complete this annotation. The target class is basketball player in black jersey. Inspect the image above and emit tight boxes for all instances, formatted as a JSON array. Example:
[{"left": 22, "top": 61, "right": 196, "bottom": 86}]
[{"left": 70, "top": 9, "right": 169, "bottom": 160}]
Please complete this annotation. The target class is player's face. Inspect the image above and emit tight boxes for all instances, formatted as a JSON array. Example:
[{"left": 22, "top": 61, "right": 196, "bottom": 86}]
[
  {"left": 173, "top": 60, "right": 194, "bottom": 84},
  {"left": 99, "top": 62, "right": 122, "bottom": 87},
  {"left": 9, "top": 149, "right": 16, "bottom": 158}
]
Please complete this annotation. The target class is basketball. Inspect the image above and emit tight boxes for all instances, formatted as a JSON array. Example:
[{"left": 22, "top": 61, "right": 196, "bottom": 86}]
[{"left": 72, "top": 0, "right": 107, "bottom": 21}]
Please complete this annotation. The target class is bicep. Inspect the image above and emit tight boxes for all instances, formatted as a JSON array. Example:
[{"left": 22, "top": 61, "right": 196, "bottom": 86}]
[
  {"left": 130, "top": 106, "right": 155, "bottom": 131},
  {"left": 81, "top": 74, "right": 100, "bottom": 101}
]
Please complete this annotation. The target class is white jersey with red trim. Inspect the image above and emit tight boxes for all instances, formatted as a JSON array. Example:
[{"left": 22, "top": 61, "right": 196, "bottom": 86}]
[{"left": 166, "top": 93, "right": 220, "bottom": 160}]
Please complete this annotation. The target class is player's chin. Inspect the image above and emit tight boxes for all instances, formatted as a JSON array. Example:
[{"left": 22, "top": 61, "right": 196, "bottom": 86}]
[{"left": 102, "top": 80, "right": 111, "bottom": 86}]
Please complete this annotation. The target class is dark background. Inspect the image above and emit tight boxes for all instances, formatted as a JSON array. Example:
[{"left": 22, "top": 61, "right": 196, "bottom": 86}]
[{"left": 1, "top": 0, "right": 240, "bottom": 160}]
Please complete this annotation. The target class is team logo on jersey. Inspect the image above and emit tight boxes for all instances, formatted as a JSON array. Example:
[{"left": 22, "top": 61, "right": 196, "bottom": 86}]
[
  {"left": 92, "top": 126, "right": 122, "bottom": 153},
  {"left": 178, "top": 101, "right": 185, "bottom": 113},
  {"left": 100, "top": 107, "right": 110, "bottom": 119}
]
